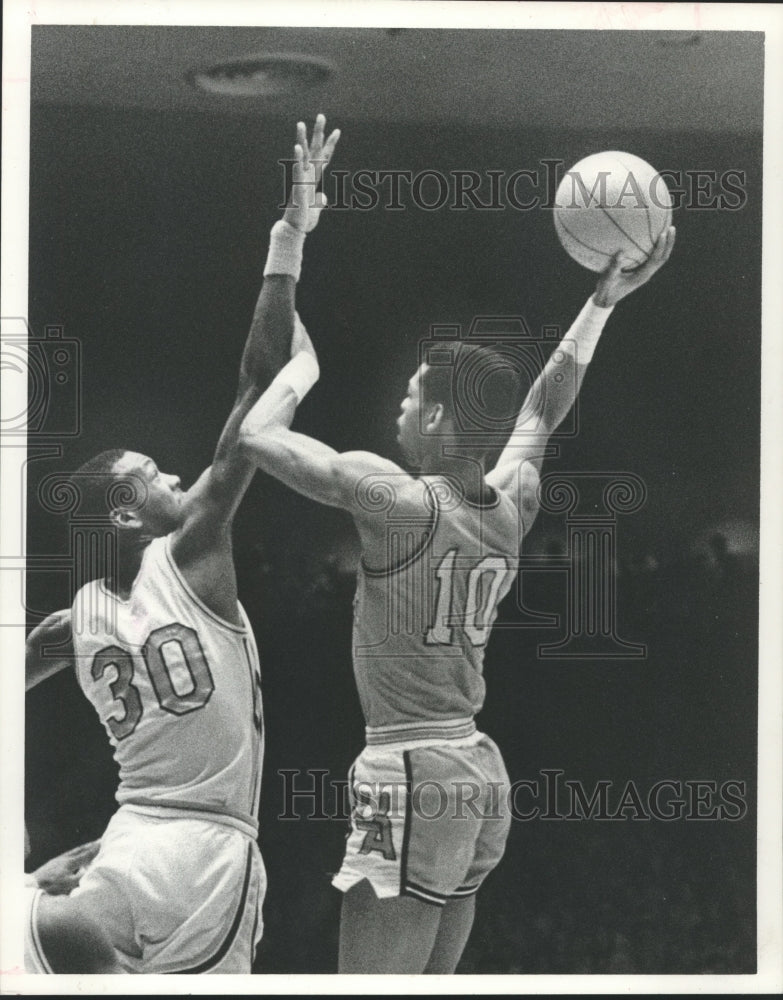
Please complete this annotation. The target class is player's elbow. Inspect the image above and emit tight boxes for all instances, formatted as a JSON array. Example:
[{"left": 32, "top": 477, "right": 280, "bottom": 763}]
[
  {"left": 238, "top": 424, "right": 268, "bottom": 467},
  {"left": 238, "top": 416, "right": 260, "bottom": 454},
  {"left": 239, "top": 409, "right": 276, "bottom": 456}
]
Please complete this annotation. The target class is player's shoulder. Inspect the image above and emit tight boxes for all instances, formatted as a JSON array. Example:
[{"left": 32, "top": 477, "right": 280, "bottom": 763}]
[
  {"left": 71, "top": 575, "right": 103, "bottom": 618},
  {"left": 341, "top": 451, "right": 427, "bottom": 519}
]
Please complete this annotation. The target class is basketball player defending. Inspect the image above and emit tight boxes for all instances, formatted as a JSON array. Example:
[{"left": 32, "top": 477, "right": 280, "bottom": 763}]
[
  {"left": 24, "top": 115, "right": 339, "bottom": 973},
  {"left": 239, "top": 223, "right": 675, "bottom": 973}
]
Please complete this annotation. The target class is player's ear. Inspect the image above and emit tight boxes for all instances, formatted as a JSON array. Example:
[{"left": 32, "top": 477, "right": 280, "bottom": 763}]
[
  {"left": 423, "top": 401, "right": 444, "bottom": 434},
  {"left": 109, "top": 507, "right": 143, "bottom": 530}
]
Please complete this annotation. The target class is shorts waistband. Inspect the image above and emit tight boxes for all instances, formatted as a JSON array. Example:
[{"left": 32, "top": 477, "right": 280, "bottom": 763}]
[
  {"left": 365, "top": 717, "right": 477, "bottom": 747},
  {"left": 120, "top": 799, "right": 258, "bottom": 840}
]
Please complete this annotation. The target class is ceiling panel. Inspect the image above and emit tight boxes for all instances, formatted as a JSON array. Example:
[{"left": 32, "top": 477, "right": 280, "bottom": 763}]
[{"left": 30, "top": 26, "right": 764, "bottom": 133}]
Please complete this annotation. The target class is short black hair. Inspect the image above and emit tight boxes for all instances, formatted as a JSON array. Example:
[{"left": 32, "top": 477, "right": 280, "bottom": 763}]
[
  {"left": 70, "top": 448, "right": 132, "bottom": 518},
  {"left": 420, "top": 342, "right": 522, "bottom": 437}
]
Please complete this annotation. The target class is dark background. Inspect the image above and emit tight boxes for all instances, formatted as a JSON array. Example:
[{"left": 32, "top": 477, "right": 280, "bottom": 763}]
[{"left": 25, "top": 28, "right": 760, "bottom": 975}]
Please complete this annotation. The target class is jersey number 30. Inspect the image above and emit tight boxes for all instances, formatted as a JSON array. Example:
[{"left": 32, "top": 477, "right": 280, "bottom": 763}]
[{"left": 91, "top": 623, "right": 214, "bottom": 740}]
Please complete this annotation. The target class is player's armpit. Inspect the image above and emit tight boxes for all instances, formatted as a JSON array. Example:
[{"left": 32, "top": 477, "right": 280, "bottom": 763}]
[
  {"left": 26, "top": 610, "right": 73, "bottom": 690},
  {"left": 487, "top": 415, "right": 552, "bottom": 479},
  {"left": 486, "top": 459, "right": 541, "bottom": 542}
]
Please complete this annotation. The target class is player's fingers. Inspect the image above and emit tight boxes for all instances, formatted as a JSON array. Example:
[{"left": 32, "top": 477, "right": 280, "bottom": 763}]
[
  {"left": 645, "top": 225, "right": 675, "bottom": 275},
  {"left": 652, "top": 226, "right": 670, "bottom": 260},
  {"left": 602, "top": 249, "right": 624, "bottom": 280},
  {"left": 296, "top": 120, "right": 307, "bottom": 156},
  {"left": 662, "top": 225, "right": 676, "bottom": 262},
  {"left": 311, "top": 113, "right": 325, "bottom": 152},
  {"left": 69, "top": 840, "right": 101, "bottom": 862},
  {"left": 322, "top": 128, "right": 341, "bottom": 162}
]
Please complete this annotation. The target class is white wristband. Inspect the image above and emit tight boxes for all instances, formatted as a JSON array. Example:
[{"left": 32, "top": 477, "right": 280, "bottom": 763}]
[
  {"left": 558, "top": 296, "right": 614, "bottom": 364},
  {"left": 263, "top": 220, "right": 306, "bottom": 281},
  {"left": 270, "top": 350, "right": 319, "bottom": 404}
]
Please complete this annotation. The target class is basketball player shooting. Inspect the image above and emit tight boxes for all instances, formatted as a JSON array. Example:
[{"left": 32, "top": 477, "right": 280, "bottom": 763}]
[
  {"left": 239, "top": 216, "right": 675, "bottom": 972},
  {"left": 24, "top": 115, "right": 339, "bottom": 973}
]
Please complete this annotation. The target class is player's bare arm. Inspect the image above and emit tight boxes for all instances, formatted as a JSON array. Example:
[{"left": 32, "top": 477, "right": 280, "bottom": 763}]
[
  {"left": 170, "top": 116, "right": 340, "bottom": 615},
  {"left": 25, "top": 609, "right": 73, "bottom": 690},
  {"left": 240, "top": 389, "right": 428, "bottom": 569},
  {"left": 487, "top": 226, "right": 676, "bottom": 524},
  {"left": 177, "top": 114, "right": 339, "bottom": 527}
]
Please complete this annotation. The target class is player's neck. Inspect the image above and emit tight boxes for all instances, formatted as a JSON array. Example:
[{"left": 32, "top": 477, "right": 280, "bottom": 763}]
[
  {"left": 103, "top": 535, "right": 153, "bottom": 599},
  {"left": 420, "top": 452, "right": 490, "bottom": 505}
]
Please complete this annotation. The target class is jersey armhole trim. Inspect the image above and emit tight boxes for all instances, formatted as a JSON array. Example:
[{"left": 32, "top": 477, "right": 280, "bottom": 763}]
[
  {"left": 360, "top": 482, "right": 439, "bottom": 578},
  {"left": 462, "top": 485, "right": 501, "bottom": 510},
  {"left": 163, "top": 536, "right": 246, "bottom": 634}
]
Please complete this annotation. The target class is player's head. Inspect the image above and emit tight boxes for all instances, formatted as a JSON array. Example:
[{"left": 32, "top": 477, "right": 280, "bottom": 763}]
[
  {"left": 397, "top": 344, "right": 519, "bottom": 469},
  {"left": 73, "top": 449, "right": 184, "bottom": 539}
]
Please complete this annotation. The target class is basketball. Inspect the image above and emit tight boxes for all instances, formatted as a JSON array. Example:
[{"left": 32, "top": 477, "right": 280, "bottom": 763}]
[{"left": 553, "top": 151, "right": 673, "bottom": 272}]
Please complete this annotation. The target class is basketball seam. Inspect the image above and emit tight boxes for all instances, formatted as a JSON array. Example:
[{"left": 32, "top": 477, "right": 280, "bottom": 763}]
[
  {"left": 610, "top": 153, "right": 657, "bottom": 246},
  {"left": 555, "top": 214, "right": 617, "bottom": 261},
  {"left": 595, "top": 203, "right": 650, "bottom": 258}
]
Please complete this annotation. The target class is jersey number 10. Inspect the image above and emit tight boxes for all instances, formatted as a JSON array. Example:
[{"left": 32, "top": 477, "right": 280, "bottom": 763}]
[{"left": 426, "top": 548, "right": 513, "bottom": 648}]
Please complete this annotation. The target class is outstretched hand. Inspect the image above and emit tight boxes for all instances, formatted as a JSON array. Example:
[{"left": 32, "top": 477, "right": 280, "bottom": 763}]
[
  {"left": 32, "top": 840, "right": 101, "bottom": 895},
  {"left": 283, "top": 114, "right": 341, "bottom": 234},
  {"left": 593, "top": 225, "right": 676, "bottom": 307}
]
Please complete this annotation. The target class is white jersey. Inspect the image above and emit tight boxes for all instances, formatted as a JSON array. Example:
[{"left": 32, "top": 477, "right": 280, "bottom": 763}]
[{"left": 71, "top": 535, "right": 263, "bottom": 837}]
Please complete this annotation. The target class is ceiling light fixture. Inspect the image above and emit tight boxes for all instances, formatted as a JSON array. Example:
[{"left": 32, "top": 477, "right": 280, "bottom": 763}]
[{"left": 187, "top": 53, "right": 332, "bottom": 97}]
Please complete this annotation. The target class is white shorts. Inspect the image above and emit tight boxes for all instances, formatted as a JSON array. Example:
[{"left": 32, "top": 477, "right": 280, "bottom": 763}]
[
  {"left": 72, "top": 806, "right": 265, "bottom": 973},
  {"left": 333, "top": 732, "right": 511, "bottom": 906},
  {"left": 24, "top": 887, "right": 54, "bottom": 974}
]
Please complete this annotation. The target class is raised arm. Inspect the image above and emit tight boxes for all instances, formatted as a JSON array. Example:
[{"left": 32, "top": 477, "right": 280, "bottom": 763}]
[
  {"left": 239, "top": 374, "right": 428, "bottom": 570},
  {"left": 175, "top": 116, "right": 340, "bottom": 546},
  {"left": 487, "top": 226, "right": 676, "bottom": 506},
  {"left": 26, "top": 609, "right": 73, "bottom": 690},
  {"left": 240, "top": 392, "right": 406, "bottom": 513}
]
